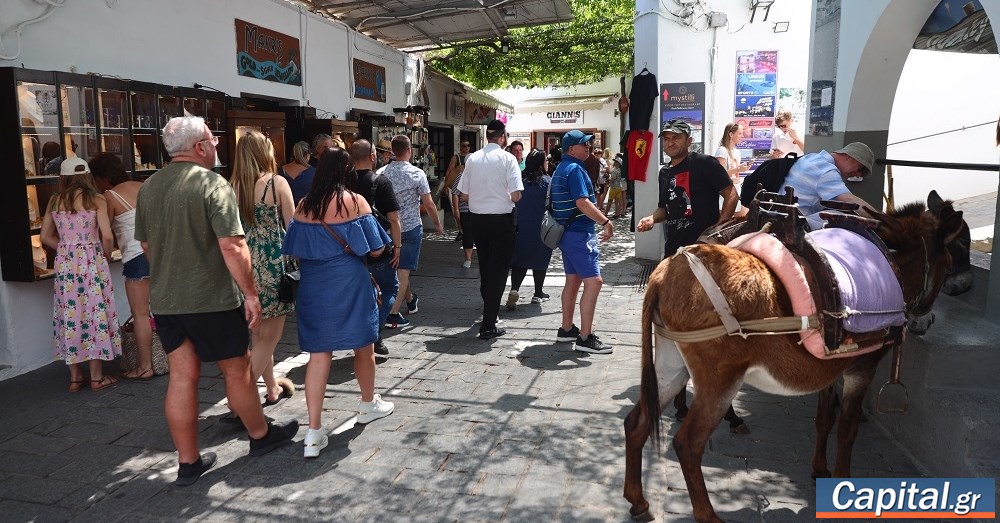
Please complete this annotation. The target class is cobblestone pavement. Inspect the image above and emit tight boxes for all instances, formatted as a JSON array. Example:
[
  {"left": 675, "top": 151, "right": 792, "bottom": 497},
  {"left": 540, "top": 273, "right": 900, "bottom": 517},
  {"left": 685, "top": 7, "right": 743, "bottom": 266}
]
[{"left": 0, "top": 215, "right": 926, "bottom": 522}]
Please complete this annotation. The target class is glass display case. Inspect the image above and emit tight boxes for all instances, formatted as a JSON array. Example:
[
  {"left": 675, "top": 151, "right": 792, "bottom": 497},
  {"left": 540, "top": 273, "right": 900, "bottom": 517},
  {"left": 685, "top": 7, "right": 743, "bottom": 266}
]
[
  {"left": 0, "top": 67, "right": 229, "bottom": 281},
  {"left": 228, "top": 110, "right": 285, "bottom": 166}
]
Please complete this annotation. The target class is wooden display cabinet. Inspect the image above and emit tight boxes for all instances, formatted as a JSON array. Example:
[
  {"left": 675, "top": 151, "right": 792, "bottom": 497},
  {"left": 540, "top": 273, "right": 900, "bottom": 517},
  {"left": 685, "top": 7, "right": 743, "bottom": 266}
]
[{"left": 228, "top": 110, "right": 285, "bottom": 165}]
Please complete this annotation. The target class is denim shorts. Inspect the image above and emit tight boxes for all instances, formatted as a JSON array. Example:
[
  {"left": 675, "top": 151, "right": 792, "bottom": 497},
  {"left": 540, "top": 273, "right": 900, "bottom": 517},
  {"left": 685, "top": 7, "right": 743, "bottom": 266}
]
[
  {"left": 560, "top": 231, "right": 601, "bottom": 278},
  {"left": 398, "top": 225, "right": 423, "bottom": 271},
  {"left": 122, "top": 253, "right": 150, "bottom": 281}
]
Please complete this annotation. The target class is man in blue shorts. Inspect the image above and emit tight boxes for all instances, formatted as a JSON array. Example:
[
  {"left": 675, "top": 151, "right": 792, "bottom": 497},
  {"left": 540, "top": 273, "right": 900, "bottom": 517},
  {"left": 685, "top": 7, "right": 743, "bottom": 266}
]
[{"left": 550, "top": 130, "right": 615, "bottom": 354}]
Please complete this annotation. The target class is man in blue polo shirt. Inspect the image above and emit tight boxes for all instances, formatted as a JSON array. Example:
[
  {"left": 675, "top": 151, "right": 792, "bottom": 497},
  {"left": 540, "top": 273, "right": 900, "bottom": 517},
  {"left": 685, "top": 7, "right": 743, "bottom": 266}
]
[{"left": 550, "top": 130, "right": 615, "bottom": 354}]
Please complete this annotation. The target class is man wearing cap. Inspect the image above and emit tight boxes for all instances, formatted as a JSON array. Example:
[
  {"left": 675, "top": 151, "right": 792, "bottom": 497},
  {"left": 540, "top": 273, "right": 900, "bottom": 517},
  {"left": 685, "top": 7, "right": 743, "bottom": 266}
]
[
  {"left": 637, "top": 119, "right": 737, "bottom": 257},
  {"left": 550, "top": 129, "right": 615, "bottom": 354},
  {"left": 457, "top": 119, "right": 523, "bottom": 340},
  {"left": 782, "top": 141, "right": 876, "bottom": 230},
  {"left": 375, "top": 138, "right": 393, "bottom": 170}
]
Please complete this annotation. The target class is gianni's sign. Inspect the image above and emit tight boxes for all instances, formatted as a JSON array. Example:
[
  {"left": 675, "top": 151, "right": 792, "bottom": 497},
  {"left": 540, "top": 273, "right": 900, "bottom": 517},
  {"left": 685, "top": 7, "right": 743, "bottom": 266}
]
[
  {"left": 235, "top": 19, "right": 302, "bottom": 86},
  {"left": 547, "top": 110, "right": 582, "bottom": 124}
]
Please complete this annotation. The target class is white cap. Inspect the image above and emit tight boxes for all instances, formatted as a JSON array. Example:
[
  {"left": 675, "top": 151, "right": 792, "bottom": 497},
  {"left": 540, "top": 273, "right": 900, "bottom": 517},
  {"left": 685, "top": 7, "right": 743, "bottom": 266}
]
[{"left": 60, "top": 157, "right": 90, "bottom": 176}]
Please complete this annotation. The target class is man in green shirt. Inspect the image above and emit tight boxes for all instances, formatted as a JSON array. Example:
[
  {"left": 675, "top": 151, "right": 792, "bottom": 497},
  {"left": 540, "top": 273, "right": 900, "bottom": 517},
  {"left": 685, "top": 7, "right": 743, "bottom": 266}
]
[{"left": 135, "top": 117, "right": 297, "bottom": 486}]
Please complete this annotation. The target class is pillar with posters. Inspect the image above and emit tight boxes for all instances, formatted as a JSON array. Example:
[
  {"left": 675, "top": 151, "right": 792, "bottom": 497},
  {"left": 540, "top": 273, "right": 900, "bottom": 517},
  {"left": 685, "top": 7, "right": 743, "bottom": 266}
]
[{"left": 734, "top": 50, "right": 778, "bottom": 170}]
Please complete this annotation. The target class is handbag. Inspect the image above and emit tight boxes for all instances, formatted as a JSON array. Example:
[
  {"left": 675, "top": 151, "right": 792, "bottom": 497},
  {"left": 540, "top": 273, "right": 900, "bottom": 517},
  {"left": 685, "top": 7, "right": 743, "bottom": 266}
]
[
  {"left": 120, "top": 315, "right": 169, "bottom": 375},
  {"left": 320, "top": 219, "right": 383, "bottom": 307},
  {"left": 273, "top": 178, "right": 300, "bottom": 304},
  {"left": 540, "top": 177, "right": 582, "bottom": 250}
]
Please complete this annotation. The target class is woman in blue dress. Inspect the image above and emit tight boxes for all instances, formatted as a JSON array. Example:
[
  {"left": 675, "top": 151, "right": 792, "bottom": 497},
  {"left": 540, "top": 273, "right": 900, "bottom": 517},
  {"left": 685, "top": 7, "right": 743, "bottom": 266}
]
[
  {"left": 282, "top": 148, "right": 394, "bottom": 458},
  {"left": 506, "top": 149, "right": 554, "bottom": 310}
]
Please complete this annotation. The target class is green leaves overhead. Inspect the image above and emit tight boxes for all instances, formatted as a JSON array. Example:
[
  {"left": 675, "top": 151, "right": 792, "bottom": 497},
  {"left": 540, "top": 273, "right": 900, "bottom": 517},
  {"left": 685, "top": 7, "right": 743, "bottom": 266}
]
[{"left": 427, "top": 0, "right": 634, "bottom": 90}]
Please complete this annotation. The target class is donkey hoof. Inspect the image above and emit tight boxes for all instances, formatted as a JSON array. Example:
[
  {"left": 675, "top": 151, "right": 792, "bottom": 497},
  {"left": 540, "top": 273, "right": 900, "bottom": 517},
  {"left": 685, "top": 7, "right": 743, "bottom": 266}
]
[
  {"left": 674, "top": 408, "right": 688, "bottom": 422},
  {"left": 629, "top": 507, "right": 655, "bottom": 522},
  {"left": 729, "top": 422, "right": 751, "bottom": 435}
]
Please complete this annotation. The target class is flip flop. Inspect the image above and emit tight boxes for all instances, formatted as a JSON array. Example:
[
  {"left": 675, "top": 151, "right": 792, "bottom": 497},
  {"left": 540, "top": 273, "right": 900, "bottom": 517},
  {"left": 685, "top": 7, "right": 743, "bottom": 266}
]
[
  {"left": 123, "top": 368, "right": 154, "bottom": 381},
  {"left": 262, "top": 386, "right": 294, "bottom": 407},
  {"left": 90, "top": 375, "right": 119, "bottom": 392},
  {"left": 68, "top": 379, "right": 87, "bottom": 393}
]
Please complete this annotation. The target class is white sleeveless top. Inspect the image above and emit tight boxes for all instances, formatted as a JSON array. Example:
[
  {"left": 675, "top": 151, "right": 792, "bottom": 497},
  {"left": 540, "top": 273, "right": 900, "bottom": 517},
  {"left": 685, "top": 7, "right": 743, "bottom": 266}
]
[{"left": 107, "top": 190, "right": 143, "bottom": 263}]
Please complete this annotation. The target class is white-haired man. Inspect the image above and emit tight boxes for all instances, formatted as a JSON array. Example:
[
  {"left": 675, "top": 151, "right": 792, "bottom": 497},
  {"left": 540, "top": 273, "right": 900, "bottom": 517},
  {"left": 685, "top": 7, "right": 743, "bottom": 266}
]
[{"left": 135, "top": 117, "right": 298, "bottom": 486}]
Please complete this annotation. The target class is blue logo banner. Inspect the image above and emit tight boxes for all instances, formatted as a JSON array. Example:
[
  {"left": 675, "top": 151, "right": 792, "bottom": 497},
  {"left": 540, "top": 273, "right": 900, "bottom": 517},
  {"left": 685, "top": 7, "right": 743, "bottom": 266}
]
[{"left": 817, "top": 478, "right": 995, "bottom": 518}]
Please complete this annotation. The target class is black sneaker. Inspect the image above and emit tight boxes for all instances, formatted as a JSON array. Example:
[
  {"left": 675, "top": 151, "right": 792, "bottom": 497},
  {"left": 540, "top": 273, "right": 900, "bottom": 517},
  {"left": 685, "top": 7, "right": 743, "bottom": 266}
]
[
  {"left": 575, "top": 334, "right": 613, "bottom": 354},
  {"left": 374, "top": 339, "right": 388, "bottom": 364},
  {"left": 478, "top": 327, "right": 507, "bottom": 340},
  {"left": 248, "top": 420, "right": 299, "bottom": 456},
  {"left": 407, "top": 294, "right": 419, "bottom": 314},
  {"left": 175, "top": 452, "right": 217, "bottom": 486},
  {"left": 556, "top": 324, "right": 580, "bottom": 342}
]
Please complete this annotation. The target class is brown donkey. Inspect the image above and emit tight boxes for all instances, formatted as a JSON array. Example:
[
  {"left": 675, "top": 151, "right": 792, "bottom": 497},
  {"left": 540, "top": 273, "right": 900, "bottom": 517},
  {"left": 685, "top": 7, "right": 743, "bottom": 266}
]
[{"left": 623, "top": 196, "right": 966, "bottom": 523}]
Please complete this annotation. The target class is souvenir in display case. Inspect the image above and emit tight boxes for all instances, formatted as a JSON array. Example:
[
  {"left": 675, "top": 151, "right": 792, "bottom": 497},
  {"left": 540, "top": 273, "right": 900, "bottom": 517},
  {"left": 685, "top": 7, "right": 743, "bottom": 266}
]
[
  {"left": 0, "top": 67, "right": 230, "bottom": 281},
  {"left": 228, "top": 110, "right": 285, "bottom": 166}
]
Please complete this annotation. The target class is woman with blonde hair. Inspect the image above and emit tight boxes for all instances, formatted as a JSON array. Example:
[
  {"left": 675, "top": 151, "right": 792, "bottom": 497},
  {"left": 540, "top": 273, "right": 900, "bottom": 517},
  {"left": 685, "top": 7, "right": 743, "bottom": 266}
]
[
  {"left": 280, "top": 141, "right": 314, "bottom": 204},
  {"left": 229, "top": 131, "right": 296, "bottom": 408},
  {"left": 40, "top": 157, "right": 122, "bottom": 392},
  {"left": 771, "top": 109, "right": 804, "bottom": 158},
  {"left": 716, "top": 123, "right": 749, "bottom": 216}
]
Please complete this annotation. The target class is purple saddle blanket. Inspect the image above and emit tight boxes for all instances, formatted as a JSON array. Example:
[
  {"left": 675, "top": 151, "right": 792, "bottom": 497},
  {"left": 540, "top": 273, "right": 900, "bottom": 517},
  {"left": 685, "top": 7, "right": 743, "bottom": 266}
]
[{"left": 807, "top": 228, "right": 906, "bottom": 333}]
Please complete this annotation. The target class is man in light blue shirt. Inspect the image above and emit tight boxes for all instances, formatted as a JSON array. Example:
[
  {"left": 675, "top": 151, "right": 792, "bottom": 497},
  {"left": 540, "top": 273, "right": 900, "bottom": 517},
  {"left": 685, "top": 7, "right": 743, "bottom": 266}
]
[{"left": 783, "top": 142, "right": 875, "bottom": 229}]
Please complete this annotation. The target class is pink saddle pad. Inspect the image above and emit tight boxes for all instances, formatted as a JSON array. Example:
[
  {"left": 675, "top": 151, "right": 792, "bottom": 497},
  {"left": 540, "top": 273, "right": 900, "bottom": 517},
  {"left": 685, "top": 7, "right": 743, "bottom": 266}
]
[{"left": 808, "top": 228, "right": 906, "bottom": 333}]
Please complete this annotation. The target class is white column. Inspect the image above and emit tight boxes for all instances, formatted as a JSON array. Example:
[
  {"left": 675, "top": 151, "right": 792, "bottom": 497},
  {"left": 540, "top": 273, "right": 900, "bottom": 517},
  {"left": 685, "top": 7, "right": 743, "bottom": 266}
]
[{"left": 632, "top": 0, "right": 666, "bottom": 261}]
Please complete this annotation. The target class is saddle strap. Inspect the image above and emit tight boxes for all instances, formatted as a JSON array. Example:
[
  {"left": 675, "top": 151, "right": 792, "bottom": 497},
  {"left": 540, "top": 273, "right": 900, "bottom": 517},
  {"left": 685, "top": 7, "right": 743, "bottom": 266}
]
[{"left": 681, "top": 248, "right": 741, "bottom": 335}]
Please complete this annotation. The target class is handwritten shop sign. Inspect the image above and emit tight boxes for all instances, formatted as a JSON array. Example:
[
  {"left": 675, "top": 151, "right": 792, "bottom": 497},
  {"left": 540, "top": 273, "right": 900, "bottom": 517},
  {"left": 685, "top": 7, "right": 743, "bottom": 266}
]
[
  {"left": 353, "top": 59, "right": 387, "bottom": 103},
  {"left": 235, "top": 19, "right": 302, "bottom": 86}
]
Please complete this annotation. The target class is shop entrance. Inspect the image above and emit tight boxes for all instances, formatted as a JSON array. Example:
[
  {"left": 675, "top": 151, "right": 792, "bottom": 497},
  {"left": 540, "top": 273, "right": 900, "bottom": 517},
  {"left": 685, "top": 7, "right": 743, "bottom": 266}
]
[{"left": 428, "top": 125, "right": 453, "bottom": 180}]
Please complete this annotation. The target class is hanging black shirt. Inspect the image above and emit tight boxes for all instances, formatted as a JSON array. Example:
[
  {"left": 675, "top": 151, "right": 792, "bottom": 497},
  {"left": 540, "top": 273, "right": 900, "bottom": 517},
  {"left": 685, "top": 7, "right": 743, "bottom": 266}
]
[{"left": 628, "top": 70, "right": 658, "bottom": 131}]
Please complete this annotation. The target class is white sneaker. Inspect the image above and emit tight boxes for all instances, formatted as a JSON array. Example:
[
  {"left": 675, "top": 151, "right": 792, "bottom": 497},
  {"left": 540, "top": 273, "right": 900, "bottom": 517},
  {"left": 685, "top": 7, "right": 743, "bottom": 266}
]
[
  {"left": 505, "top": 290, "right": 519, "bottom": 311},
  {"left": 303, "top": 428, "right": 328, "bottom": 458},
  {"left": 357, "top": 394, "right": 394, "bottom": 424},
  {"left": 462, "top": 260, "right": 472, "bottom": 269}
]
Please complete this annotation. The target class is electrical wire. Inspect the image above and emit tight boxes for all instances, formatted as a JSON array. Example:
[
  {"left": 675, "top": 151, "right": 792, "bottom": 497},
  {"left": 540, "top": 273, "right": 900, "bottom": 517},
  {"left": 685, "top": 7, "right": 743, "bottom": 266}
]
[
  {"left": 0, "top": 0, "right": 66, "bottom": 61},
  {"left": 887, "top": 120, "right": 997, "bottom": 147}
]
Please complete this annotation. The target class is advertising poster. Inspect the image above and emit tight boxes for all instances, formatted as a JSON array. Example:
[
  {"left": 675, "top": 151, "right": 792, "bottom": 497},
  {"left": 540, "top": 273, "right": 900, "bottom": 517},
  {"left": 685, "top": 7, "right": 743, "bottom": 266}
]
[
  {"left": 659, "top": 82, "right": 706, "bottom": 163},
  {"left": 235, "top": 19, "right": 302, "bottom": 86},
  {"left": 913, "top": 0, "right": 996, "bottom": 53},
  {"left": 734, "top": 50, "right": 778, "bottom": 170}
]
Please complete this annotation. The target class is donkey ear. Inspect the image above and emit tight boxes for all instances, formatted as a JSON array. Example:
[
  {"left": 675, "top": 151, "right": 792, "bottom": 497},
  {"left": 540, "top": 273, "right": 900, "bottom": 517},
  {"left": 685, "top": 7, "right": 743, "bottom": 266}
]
[
  {"left": 927, "top": 190, "right": 944, "bottom": 213},
  {"left": 937, "top": 210, "right": 965, "bottom": 247}
]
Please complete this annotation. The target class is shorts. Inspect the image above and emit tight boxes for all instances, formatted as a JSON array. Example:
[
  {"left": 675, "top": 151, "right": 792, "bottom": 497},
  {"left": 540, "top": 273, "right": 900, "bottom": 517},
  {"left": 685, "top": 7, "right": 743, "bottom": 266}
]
[
  {"left": 459, "top": 211, "right": 476, "bottom": 249},
  {"left": 122, "top": 253, "right": 150, "bottom": 281},
  {"left": 155, "top": 305, "right": 250, "bottom": 362},
  {"left": 608, "top": 187, "right": 624, "bottom": 200},
  {"left": 398, "top": 225, "right": 423, "bottom": 271},
  {"left": 560, "top": 231, "right": 601, "bottom": 279}
]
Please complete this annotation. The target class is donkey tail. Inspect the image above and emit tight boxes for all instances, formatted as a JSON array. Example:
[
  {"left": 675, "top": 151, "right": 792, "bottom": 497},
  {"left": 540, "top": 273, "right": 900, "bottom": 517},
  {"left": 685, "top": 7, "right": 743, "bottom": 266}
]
[{"left": 641, "top": 264, "right": 663, "bottom": 451}]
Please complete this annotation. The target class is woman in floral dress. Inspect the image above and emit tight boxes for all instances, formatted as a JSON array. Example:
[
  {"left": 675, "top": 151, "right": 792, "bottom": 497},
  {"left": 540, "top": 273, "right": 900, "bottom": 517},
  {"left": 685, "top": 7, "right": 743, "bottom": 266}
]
[
  {"left": 39, "top": 157, "right": 121, "bottom": 392},
  {"left": 229, "top": 131, "right": 296, "bottom": 406}
]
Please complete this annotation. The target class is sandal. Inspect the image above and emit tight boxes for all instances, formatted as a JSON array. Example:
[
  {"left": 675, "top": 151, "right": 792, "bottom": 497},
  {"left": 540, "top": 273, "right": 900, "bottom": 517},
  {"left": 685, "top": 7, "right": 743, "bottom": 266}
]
[
  {"left": 90, "top": 375, "right": 119, "bottom": 392},
  {"left": 68, "top": 379, "right": 87, "bottom": 393},
  {"left": 123, "top": 368, "right": 154, "bottom": 381},
  {"left": 263, "top": 378, "right": 295, "bottom": 407}
]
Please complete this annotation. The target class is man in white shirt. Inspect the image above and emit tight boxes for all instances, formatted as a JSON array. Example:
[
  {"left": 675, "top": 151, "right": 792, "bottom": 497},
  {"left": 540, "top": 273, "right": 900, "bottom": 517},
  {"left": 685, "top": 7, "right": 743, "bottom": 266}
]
[{"left": 457, "top": 120, "right": 524, "bottom": 339}]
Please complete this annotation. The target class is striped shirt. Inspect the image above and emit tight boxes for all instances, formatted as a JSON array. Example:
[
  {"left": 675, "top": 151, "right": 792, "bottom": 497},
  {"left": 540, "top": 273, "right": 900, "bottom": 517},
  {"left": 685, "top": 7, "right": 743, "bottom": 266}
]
[{"left": 549, "top": 156, "right": 595, "bottom": 233}]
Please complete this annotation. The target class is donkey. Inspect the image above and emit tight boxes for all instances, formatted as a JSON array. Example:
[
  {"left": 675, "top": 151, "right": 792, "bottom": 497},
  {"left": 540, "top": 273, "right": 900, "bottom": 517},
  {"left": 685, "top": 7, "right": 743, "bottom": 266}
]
[{"left": 623, "top": 195, "right": 966, "bottom": 523}]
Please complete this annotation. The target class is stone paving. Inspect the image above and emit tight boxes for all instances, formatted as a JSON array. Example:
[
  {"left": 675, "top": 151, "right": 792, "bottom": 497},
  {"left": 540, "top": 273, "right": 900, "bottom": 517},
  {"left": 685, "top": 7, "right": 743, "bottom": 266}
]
[{"left": 0, "top": 216, "right": 927, "bottom": 522}]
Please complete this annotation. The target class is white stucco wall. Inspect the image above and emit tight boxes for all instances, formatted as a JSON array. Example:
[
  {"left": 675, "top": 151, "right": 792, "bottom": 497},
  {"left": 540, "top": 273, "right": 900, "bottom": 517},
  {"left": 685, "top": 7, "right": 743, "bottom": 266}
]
[
  {"left": 0, "top": 0, "right": 407, "bottom": 118},
  {"left": 0, "top": 0, "right": 410, "bottom": 378}
]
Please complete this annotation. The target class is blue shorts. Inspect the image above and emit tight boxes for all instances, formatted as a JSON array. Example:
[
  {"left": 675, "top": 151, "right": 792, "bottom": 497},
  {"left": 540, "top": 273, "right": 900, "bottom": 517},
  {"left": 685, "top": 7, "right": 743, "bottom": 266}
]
[
  {"left": 560, "top": 231, "right": 601, "bottom": 278},
  {"left": 398, "top": 225, "right": 423, "bottom": 271},
  {"left": 122, "top": 253, "right": 150, "bottom": 281}
]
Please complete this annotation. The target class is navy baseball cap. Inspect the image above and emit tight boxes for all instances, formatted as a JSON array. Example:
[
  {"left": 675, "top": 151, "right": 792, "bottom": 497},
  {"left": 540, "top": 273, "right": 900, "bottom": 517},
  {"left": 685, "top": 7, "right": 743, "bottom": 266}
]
[{"left": 561, "top": 130, "right": 594, "bottom": 151}]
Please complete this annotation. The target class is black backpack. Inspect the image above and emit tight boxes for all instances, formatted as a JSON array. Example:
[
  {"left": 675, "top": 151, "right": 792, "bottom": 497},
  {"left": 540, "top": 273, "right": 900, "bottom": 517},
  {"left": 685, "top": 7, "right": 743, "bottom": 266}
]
[{"left": 739, "top": 152, "right": 800, "bottom": 207}]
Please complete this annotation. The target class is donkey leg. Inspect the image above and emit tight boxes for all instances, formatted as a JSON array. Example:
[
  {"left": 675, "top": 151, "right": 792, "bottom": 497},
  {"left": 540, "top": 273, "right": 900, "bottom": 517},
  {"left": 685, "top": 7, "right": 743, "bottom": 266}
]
[
  {"left": 832, "top": 369, "right": 877, "bottom": 477},
  {"left": 674, "top": 379, "right": 740, "bottom": 523},
  {"left": 624, "top": 337, "right": 691, "bottom": 521},
  {"left": 673, "top": 390, "right": 689, "bottom": 421},
  {"left": 811, "top": 384, "right": 838, "bottom": 478},
  {"left": 723, "top": 404, "right": 750, "bottom": 434}
]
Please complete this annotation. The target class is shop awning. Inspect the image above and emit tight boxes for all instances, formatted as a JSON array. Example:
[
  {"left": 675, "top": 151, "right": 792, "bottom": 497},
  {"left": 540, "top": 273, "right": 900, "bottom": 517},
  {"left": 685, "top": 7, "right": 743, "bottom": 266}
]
[
  {"left": 515, "top": 93, "right": 617, "bottom": 113},
  {"left": 288, "top": 0, "right": 574, "bottom": 52},
  {"left": 427, "top": 66, "right": 514, "bottom": 113}
]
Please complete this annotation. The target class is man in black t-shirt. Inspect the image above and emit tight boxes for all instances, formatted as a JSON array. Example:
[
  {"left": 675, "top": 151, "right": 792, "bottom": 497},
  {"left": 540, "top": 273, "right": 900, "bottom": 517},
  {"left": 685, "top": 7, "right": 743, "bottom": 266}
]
[
  {"left": 350, "top": 140, "right": 403, "bottom": 360},
  {"left": 637, "top": 119, "right": 737, "bottom": 257}
]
